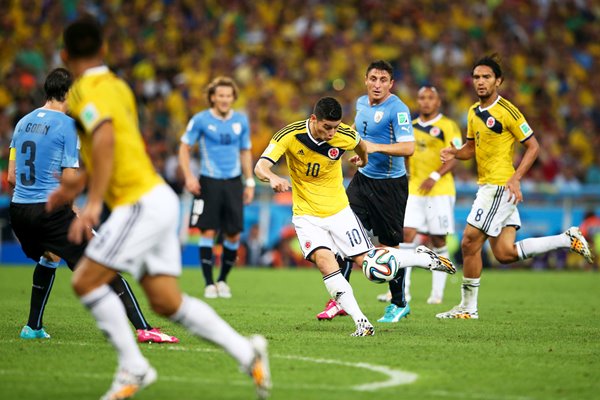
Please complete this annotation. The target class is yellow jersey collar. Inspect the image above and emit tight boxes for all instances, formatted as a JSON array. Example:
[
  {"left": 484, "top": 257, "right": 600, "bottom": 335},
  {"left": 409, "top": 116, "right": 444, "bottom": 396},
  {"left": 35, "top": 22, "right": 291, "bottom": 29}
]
[{"left": 82, "top": 65, "right": 109, "bottom": 77}]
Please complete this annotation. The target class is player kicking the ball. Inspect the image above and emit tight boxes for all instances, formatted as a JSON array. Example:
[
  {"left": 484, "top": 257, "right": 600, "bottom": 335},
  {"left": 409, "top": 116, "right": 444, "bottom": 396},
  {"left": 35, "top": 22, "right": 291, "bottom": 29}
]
[{"left": 255, "top": 97, "right": 455, "bottom": 336}]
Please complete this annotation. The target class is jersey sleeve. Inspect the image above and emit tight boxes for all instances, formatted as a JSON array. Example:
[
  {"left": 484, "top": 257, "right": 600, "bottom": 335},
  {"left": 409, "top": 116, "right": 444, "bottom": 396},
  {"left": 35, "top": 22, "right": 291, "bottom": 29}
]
[
  {"left": 76, "top": 87, "right": 113, "bottom": 135},
  {"left": 62, "top": 119, "right": 80, "bottom": 169},
  {"left": 507, "top": 112, "right": 534, "bottom": 142},
  {"left": 9, "top": 121, "right": 20, "bottom": 150},
  {"left": 240, "top": 114, "right": 252, "bottom": 150},
  {"left": 181, "top": 115, "right": 201, "bottom": 145},
  {"left": 391, "top": 102, "right": 414, "bottom": 143},
  {"left": 447, "top": 120, "right": 463, "bottom": 148},
  {"left": 337, "top": 123, "right": 360, "bottom": 150},
  {"left": 260, "top": 128, "right": 293, "bottom": 164},
  {"left": 466, "top": 107, "right": 476, "bottom": 140}
]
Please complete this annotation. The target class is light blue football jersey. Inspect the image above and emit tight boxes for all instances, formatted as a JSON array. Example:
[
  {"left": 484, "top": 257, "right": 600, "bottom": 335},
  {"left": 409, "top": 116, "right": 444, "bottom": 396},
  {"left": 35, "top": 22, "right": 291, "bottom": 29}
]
[
  {"left": 10, "top": 108, "right": 79, "bottom": 203},
  {"left": 181, "top": 110, "right": 251, "bottom": 179},
  {"left": 354, "top": 94, "right": 414, "bottom": 179}
]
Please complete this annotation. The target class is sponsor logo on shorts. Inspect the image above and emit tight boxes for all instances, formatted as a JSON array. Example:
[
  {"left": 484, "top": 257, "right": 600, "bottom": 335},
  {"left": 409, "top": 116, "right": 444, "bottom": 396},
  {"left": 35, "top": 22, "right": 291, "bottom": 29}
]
[{"left": 305, "top": 240, "right": 312, "bottom": 249}]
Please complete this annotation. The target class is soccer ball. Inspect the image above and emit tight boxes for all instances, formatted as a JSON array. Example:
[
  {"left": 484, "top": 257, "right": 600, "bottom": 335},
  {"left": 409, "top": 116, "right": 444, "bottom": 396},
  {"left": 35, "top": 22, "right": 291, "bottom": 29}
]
[{"left": 362, "top": 248, "right": 399, "bottom": 283}]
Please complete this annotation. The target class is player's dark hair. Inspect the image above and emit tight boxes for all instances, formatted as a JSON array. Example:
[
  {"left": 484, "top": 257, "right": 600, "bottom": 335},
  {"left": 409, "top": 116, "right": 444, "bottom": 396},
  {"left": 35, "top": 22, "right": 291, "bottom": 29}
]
[
  {"left": 472, "top": 54, "right": 503, "bottom": 79},
  {"left": 366, "top": 60, "right": 394, "bottom": 79},
  {"left": 44, "top": 68, "right": 73, "bottom": 102},
  {"left": 206, "top": 76, "right": 239, "bottom": 107},
  {"left": 313, "top": 97, "right": 342, "bottom": 121},
  {"left": 63, "top": 15, "right": 103, "bottom": 59}
]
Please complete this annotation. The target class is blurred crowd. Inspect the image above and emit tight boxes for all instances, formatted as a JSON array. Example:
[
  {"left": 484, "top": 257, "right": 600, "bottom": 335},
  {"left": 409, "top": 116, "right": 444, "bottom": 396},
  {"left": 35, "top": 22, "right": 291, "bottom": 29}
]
[{"left": 1, "top": 0, "right": 600, "bottom": 194}]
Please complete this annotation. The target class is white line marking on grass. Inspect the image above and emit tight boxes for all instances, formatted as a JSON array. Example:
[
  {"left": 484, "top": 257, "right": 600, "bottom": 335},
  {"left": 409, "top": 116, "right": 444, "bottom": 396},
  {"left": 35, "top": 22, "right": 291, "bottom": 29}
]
[
  {"left": 428, "top": 390, "right": 536, "bottom": 400},
  {"left": 1, "top": 339, "right": 417, "bottom": 392},
  {"left": 276, "top": 354, "right": 417, "bottom": 391}
]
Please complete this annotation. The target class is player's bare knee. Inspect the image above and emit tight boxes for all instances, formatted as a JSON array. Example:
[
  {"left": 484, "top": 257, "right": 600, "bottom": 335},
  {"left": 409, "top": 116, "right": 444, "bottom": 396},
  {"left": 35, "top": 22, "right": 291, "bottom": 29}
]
[
  {"left": 148, "top": 295, "right": 180, "bottom": 316},
  {"left": 71, "top": 272, "right": 93, "bottom": 296},
  {"left": 493, "top": 248, "right": 518, "bottom": 264},
  {"left": 431, "top": 235, "right": 446, "bottom": 248},
  {"left": 461, "top": 236, "right": 478, "bottom": 255}
]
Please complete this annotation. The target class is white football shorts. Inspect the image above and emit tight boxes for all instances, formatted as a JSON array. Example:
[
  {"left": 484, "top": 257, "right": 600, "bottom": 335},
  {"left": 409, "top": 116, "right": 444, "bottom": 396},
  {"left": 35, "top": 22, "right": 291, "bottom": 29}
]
[
  {"left": 293, "top": 206, "right": 374, "bottom": 260},
  {"left": 85, "top": 183, "right": 182, "bottom": 280},
  {"left": 404, "top": 194, "right": 456, "bottom": 235},
  {"left": 466, "top": 184, "right": 521, "bottom": 237}
]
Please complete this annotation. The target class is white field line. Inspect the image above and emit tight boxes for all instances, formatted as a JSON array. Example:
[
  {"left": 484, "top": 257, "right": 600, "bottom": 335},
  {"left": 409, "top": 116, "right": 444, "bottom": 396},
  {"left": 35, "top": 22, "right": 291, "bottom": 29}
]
[
  {"left": 0, "top": 339, "right": 536, "bottom": 399},
  {"left": 0, "top": 339, "right": 415, "bottom": 392}
]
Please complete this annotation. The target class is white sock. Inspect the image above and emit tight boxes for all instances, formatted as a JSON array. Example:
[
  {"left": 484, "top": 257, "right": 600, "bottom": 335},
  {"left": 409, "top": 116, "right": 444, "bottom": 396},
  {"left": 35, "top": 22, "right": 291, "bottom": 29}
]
[
  {"left": 323, "top": 270, "right": 367, "bottom": 323},
  {"left": 170, "top": 294, "right": 254, "bottom": 368},
  {"left": 404, "top": 267, "right": 412, "bottom": 299},
  {"left": 386, "top": 245, "right": 432, "bottom": 270},
  {"left": 398, "top": 243, "right": 416, "bottom": 298},
  {"left": 431, "top": 246, "right": 449, "bottom": 298},
  {"left": 515, "top": 233, "right": 571, "bottom": 260},
  {"left": 81, "top": 285, "right": 149, "bottom": 374},
  {"left": 460, "top": 278, "right": 480, "bottom": 312}
]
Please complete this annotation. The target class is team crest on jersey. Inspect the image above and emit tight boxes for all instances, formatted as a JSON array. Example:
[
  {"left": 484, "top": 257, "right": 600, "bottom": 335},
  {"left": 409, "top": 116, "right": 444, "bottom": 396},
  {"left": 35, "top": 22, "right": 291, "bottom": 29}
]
[
  {"left": 305, "top": 240, "right": 312, "bottom": 250},
  {"left": 328, "top": 147, "right": 339, "bottom": 159},
  {"left": 374, "top": 111, "right": 384, "bottom": 123},
  {"left": 208, "top": 124, "right": 217, "bottom": 132},
  {"left": 232, "top": 122, "right": 242, "bottom": 135},
  {"left": 430, "top": 127, "right": 441, "bottom": 137},
  {"left": 486, "top": 117, "right": 496, "bottom": 128}
]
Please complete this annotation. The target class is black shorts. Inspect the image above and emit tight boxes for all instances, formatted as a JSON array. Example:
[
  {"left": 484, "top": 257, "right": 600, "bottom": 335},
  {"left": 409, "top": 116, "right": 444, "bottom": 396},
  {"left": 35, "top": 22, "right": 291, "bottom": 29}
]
[
  {"left": 346, "top": 172, "right": 408, "bottom": 246},
  {"left": 190, "top": 176, "right": 244, "bottom": 235},
  {"left": 9, "top": 202, "right": 88, "bottom": 269}
]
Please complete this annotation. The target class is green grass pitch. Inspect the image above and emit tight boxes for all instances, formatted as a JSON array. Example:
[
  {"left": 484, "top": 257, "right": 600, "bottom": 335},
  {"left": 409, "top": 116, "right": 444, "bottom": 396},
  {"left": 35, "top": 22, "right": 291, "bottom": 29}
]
[{"left": 1, "top": 265, "right": 599, "bottom": 400}]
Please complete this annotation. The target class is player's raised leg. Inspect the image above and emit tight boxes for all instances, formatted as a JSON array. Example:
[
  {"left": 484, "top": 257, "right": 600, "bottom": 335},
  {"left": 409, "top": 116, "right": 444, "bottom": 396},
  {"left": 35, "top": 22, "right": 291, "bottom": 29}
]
[
  {"left": 144, "top": 275, "right": 271, "bottom": 398},
  {"left": 73, "top": 259, "right": 156, "bottom": 400}
]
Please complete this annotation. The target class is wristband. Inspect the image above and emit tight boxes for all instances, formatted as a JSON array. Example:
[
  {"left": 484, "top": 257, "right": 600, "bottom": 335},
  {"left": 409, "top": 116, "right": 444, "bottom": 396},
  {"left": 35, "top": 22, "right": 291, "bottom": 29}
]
[
  {"left": 429, "top": 171, "right": 441, "bottom": 182},
  {"left": 245, "top": 178, "right": 256, "bottom": 188}
]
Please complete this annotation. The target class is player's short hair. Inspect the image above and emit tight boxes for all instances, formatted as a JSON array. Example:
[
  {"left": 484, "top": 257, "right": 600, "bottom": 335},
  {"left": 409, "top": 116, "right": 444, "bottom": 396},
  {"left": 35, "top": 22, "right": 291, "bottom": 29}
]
[
  {"left": 418, "top": 85, "right": 439, "bottom": 95},
  {"left": 44, "top": 68, "right": 72, "bottom": 102},
  {"left": 472, "top": 54, "right": 503, "bottom": 79},
  {"left": 366, "top": 60, "right": 394, "bottom": 79},
  {"left": 63, "top": 15, "right": 103, "bottom": 59},
  {"left": 206, "top": 76, "right": 239, "bottom": 107},
  {"left": 313, "top": 97, "right": 342, "bottom": 121}
]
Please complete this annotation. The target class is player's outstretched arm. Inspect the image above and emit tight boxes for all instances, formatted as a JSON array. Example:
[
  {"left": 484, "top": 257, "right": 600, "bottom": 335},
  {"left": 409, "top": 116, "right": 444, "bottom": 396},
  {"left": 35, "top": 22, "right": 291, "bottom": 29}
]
[
  {"left": 349, "top": 139, "right": 369, "bottom": 167},
  {"left": 364, "top": 140, "right": 415, "bottom": 157},
  {"left": 441, "top": 140, "right": 475, "bottom": 163},
  {"left": 254, "top": 158, "right": 291, "bottom": 193}
]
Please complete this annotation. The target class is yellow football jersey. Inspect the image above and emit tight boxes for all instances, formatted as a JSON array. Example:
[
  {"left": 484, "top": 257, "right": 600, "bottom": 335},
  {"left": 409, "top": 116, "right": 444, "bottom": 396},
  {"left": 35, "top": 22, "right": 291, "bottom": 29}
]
[
  {"left": 68, "top": 66, "right": 162, "bottom": 208},
  {"left": 410, "top": 114, "right": 462, "bottom": 196},
  {"left": 261, "top": 120, "right": 359, "bottom": 217},
  {"left": 467, "top": 96, "right": 533, "bottom": 186}
]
